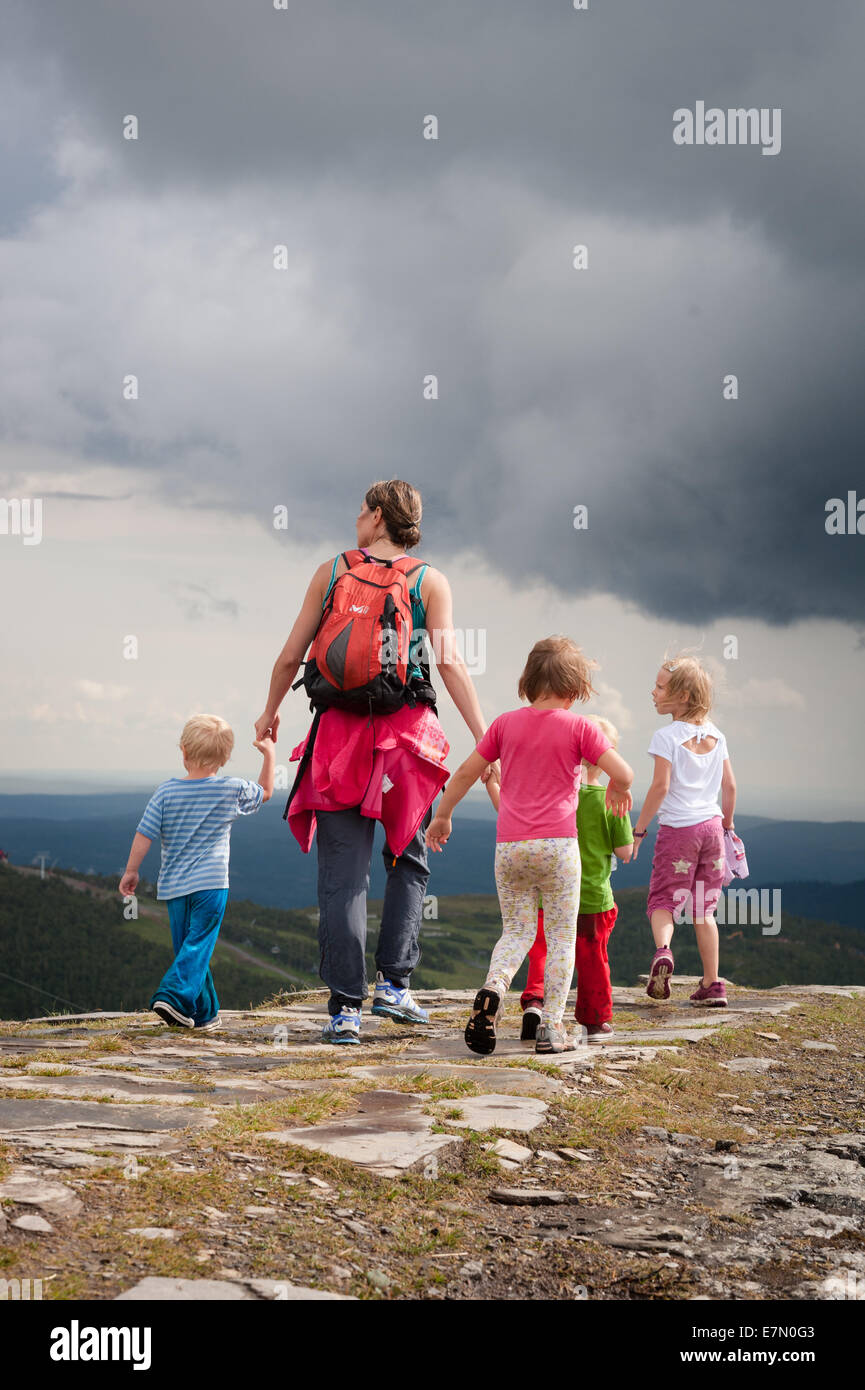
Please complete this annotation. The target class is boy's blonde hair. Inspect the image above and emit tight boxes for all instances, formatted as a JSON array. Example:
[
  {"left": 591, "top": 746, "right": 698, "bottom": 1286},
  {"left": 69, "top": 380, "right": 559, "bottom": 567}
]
[
  {"left": 518, "top": 636, "right": 597, "bottom": 704},
  {"left": 180, "top": 714, "right": 234, "bottom": 768},
  {"left": 662, "top": 654, "right": 713, "bottom": 723},
  {"left": 583, "top": 715, "right": 618, "bottom": 770}
]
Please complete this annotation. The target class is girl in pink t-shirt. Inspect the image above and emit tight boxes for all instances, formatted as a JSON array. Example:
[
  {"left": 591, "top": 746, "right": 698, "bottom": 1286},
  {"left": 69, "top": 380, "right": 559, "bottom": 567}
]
[{"left": 426, "top": 636, "right": 633, "bottom": 1054}]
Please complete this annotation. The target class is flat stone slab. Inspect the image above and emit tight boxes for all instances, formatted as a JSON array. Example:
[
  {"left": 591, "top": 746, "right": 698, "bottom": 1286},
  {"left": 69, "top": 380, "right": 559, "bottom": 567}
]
[
  {"left": 126, "top": 1227, "right": 177, "bottom": 1240},
  {"left": 0, "top": 1169, "right": 83, "bottom": 1217},
  {"left": 442, "top": 1094, "right": 548, "bottom": 1133},
  {"left": 0, "top": 1073, "right": 277, "bottom": 1105},
  {"left": 404, "top": 1036, "right": 578, "bottom": 1065},
  {"left": 12, "top": 1213, "right": 54, "bottom": 1233},
  {"left": 25, "top": 1012, "right": 142, "bottom": 1024},
  {"left": 179, "top": 1053, "right": 321, "bottom": 1073},
  {"left": 351, "top": 1063, "right": 562, "bottom": 1098},
  {"left": 115, "top": 1277, "right": 353, "bottom": 1301},
  {"left": 0, "top": 1098, "right": 216, "bottom": 1134},
  {"left": 5, "top": 1128, "right": 183, "bottom": 1156},
  {"left": 262, "top": 1089, "right": 462, "bottom": 1178},
  {"left": 484, "top": 1138, "right": 533, "bottom": 1164},
  {"left": 722, "top": 1057, "right": 784, "bottom": 1074},
  {"left": 580, "top": 1029, "right": 718, "bottom": 1047},
  {"left": 770, "top": 985, "right": 865, "bottom": 997}
]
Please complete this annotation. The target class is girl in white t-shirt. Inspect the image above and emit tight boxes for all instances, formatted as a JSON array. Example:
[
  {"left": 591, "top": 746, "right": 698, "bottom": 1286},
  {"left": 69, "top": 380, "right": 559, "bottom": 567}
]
[{"left": 632, "top": 656, "right": 737, "bottom": 1007}]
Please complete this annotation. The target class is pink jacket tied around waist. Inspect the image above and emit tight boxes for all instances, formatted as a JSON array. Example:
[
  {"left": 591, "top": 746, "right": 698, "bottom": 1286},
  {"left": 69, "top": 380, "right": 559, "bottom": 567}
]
[{"left": 286, "top": 704, "right": 450, "bottom": 858}]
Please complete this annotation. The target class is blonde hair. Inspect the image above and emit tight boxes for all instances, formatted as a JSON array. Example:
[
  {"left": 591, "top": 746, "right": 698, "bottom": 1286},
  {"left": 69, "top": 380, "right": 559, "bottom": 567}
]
[
  {"left": 180, "top": 714, "right": 234, "bottom": 768},
  {"left": 518, "top": 636, "right": 597, "bottom": 704},
  {"left": 661, "top": 654, "right": 713, "bottom": 723},
  {"left": 582, "top": 715, "right": 618, "bottom": 770},
  {"left": 365, "top": 479, "right": 422, "bottom": 549}
]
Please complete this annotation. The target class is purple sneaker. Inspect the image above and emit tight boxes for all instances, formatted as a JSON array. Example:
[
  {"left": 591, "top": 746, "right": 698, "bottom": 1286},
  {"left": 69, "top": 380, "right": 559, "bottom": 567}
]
[
  {"left": 646, "top": 947, "right": 674, "bottom": 1001},
  {"left": 690, "top": 979, "right": 727, "bottom": 1008}
]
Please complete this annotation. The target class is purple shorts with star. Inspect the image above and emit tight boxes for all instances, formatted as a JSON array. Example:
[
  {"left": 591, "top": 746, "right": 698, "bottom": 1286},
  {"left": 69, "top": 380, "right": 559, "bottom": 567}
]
[{"left": 647, "top": 816, "right": 725, "bottom": 922}]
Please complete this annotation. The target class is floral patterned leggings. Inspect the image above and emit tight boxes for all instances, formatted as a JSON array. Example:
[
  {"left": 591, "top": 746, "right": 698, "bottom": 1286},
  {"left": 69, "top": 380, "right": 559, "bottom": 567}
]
[{"left": 486, "top": 837, "right": 581, "bottom": 1027}]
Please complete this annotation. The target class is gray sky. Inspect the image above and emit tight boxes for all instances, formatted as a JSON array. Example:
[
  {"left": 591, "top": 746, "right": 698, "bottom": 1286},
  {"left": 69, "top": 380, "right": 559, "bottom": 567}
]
[{"left": 1, "top": 2, "right": 863, "bottom": 817}]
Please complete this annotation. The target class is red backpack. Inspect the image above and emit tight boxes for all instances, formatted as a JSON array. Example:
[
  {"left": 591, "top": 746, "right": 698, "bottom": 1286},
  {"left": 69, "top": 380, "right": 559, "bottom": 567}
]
[{"left": 298, "top": 549, "right": 424, "bottom": 715}]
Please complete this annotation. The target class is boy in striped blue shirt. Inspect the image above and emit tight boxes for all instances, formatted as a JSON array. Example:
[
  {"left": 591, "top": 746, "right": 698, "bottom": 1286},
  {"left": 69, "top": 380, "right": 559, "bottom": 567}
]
[{"left": 120, "top": 714, "right": 275, "bottom": 1030}]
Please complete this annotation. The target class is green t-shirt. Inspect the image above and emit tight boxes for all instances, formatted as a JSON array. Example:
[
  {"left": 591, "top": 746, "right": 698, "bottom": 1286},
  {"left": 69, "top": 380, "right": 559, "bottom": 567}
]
[{"left": 576, "top": 782, "right": 634, "bottom": 913}]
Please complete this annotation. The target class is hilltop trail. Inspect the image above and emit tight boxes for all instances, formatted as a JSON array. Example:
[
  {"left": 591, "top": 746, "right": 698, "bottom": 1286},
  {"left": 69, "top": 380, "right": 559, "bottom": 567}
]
[{"left": 1, "top": 981, "right": 864, "bottom": 1301}]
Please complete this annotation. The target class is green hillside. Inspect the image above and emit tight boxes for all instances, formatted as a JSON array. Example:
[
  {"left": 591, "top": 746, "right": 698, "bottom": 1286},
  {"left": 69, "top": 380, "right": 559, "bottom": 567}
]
[
  {"left": 1, "top": 863, "right": 863, "bottom": 1022},
  {"left": 0, "top": 866, "right": 311, "bottom": 1019},
  {"left": 413, "top": 890, "right": 865, "bottom": 992}
]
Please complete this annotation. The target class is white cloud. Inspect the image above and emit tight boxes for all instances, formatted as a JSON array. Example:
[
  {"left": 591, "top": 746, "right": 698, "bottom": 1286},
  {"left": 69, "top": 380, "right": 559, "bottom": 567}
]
[
  {"left": 76, "top": 680, "right": 130, "bottom": 701},
  {"left": 724, "top": 678, "right": 806, "bottom": 711}
]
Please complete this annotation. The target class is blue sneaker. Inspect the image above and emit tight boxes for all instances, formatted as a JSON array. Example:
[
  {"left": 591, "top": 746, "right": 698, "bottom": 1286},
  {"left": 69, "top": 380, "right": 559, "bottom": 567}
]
[
  {"left": 321, "top": 1006, "right": 362, "bottom": 1045},
  {"left": 370, "top": 972, "right": 429, "bottom": 1024}
]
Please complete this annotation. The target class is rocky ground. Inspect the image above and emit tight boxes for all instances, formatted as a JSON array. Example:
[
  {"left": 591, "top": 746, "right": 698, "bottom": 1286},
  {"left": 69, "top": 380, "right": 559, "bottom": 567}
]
[{"left": 1, "top": 979, "right": 864, "bottom": 1301}]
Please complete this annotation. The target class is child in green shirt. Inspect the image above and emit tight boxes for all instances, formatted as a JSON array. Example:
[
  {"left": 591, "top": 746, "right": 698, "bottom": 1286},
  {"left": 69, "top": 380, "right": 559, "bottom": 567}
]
[{"left": 520, "top": 717, "right": 634, "bottom": 1041}]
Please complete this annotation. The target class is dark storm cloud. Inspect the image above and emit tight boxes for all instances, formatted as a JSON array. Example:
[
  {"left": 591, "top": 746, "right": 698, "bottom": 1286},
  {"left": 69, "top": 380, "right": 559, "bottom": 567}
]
[
  {"left": 10, "top": 1, "right": 864, "bottom": 263},
  {"left": 4, "top": 0, "right": 865, "bottom": 626}
]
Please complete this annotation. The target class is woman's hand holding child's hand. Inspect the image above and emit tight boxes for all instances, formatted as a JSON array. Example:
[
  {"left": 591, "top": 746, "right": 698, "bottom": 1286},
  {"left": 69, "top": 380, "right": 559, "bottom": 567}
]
[
  {"left": 425, "top": 815, "right": 452, "bottom": 852},
  {"left": 253, "top": 733, "right": 277, "bottom": 755},
  {"left": 254, "top": 713, "right": 280, "bottom": 743}
]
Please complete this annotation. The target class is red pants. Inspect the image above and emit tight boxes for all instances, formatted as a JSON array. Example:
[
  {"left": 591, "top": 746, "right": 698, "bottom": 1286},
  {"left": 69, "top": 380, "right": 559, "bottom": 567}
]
[{"left": 520, "top": 904, "right": 618, "bottom": 1026}]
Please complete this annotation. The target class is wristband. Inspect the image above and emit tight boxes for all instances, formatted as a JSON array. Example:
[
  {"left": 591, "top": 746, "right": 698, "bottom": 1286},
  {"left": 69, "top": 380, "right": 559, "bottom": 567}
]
[{"left": 633, "top": 830, "right": 647, "bottom": 838}]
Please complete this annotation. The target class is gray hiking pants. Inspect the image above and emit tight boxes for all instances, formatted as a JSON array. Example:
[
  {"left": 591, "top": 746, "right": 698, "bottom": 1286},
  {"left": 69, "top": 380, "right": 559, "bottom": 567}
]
[{"left": 316, "top": 806, "right": 432, "bottom": 1015}]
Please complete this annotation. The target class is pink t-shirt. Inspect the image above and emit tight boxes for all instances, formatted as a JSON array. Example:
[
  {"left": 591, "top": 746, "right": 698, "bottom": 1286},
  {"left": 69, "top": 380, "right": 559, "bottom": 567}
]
[{"left": 476, "top": 707, "right": 612, "bottom": 842}]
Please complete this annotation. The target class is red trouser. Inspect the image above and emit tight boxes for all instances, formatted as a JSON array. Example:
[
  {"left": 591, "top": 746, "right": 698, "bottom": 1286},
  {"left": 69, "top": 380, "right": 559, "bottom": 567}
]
[{"left": 520, "top": 904, "right": 618, "bottom": 1026}]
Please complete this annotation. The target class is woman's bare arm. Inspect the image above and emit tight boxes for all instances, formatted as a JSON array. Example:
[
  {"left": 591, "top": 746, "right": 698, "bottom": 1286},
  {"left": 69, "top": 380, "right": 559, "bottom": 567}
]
[
  {"left": 422, "top": 568, "right": 488, "bottom": 743},
  {"left": 255, "top": 560, "right": 332, "bottom": 741}
]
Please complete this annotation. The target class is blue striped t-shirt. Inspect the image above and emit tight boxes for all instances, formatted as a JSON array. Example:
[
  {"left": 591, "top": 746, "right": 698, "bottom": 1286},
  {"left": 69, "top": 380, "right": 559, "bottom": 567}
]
[{"left": 136, "top": 776, "right": 264, "bottom": 900}]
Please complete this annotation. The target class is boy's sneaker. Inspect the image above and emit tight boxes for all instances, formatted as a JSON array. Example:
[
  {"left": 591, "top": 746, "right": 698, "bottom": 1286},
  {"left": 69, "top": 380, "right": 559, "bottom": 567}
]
[
  {"left": 535, "top": 1022, "right": 577, "bottom": 1054},
  {"left": 646, "top": 947, "right": 675, "bottom": 1001},
  {"left": 690, "top": 979, "right": 727, "bottom": 1008},
  {"left": 196, "top": 1014, "right": 222, "bottom": 1032},
  {"left": 321, "top": 1007, "right": 362, "bottom": 1044},
  {"left": 465, "top": 988, "right": 502, "bottom": 1055},
  {"left": 520, "top": 1003, "right": 543, "bottom": 1041},
  {"left": 585, "top": 1022, "right": 614, "bottom": 1043},
  {"left": 153, "top": 1000, "right": 194, "bottom": 1029},
  {"left": 370, "top": 972, "right": 429, "bottom": 1024}
]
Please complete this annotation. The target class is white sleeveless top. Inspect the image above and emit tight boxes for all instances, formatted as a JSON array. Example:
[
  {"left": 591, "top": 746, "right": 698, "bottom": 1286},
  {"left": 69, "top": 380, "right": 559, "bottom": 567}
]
[{"left": 648, "top": 719, "right": 728, "bottom": 828}]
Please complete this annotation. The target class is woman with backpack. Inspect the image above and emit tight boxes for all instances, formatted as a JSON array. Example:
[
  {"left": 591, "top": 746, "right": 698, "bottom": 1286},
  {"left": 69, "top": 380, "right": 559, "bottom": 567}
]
[{"left": 254, "top": 480, "right": 490, "bottom": 1043}]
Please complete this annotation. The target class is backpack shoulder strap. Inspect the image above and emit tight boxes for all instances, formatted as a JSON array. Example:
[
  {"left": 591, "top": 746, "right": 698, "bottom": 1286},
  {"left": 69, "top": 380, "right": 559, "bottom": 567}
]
[
  {"left": 322, "top": 554, "right": 342, "bottom": 610},
  {"left": 392, "top": 555, "right": 423, "bottom": 579},
  {"left": 406, "top": 561, "right": 428, "bottom": 599},
  {"left": 322, "top": 550, "right": 365, "bottom": 611}
]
